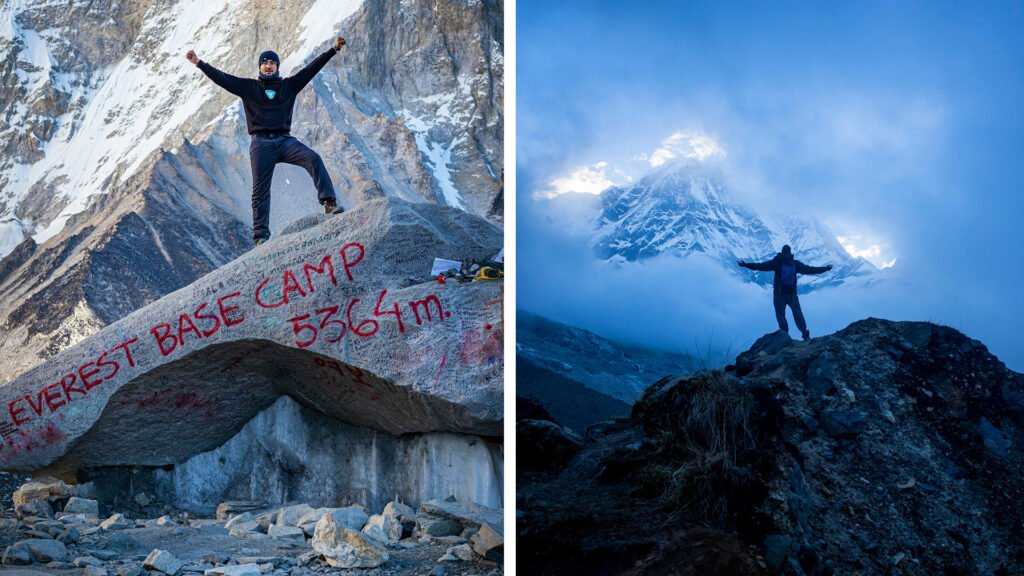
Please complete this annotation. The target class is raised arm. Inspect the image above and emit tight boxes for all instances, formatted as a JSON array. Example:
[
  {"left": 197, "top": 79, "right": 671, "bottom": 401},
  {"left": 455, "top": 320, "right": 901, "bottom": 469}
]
[
  {"left": 289, "top": 37, "right": 346, "bottom": 91},
  {"left": 738, "top": 258, "right": 777, "bottom": 272},
  {"left": 796, "top": 261, "right": 833, "bottom": 275},
  {"left": 188, "top": 50, "right": 247, "bottom": 96}
]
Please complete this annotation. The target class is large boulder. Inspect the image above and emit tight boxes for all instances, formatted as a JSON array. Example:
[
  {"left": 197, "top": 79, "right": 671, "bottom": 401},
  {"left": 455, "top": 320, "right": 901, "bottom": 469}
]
[
  {"left": 0, "top": 199, "right": 502, "bottom": 473},
  {"left": 311, "top": 514, "right": 388, "bottom": 568}
]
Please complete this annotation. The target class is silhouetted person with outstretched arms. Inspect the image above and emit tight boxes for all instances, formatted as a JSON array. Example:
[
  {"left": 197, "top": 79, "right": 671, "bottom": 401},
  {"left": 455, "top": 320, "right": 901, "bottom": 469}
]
[
  {"left": 738, "top": 245, "right": 832, "bottom": 341},
  {"left": 186, "top": 37, "right": 347, "bottom": 247}
]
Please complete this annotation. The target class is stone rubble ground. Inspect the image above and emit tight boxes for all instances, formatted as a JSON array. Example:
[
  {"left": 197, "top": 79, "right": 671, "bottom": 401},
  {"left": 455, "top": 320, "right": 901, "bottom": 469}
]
[{"left": 0, "top": 474, "right": 503, "bottom": 576}]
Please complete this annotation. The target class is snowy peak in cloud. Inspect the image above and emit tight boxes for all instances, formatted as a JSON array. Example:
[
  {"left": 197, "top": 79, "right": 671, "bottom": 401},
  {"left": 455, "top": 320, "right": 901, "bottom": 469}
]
[{"left": 592, "top": 160, "right": 876, "bottom": 291}]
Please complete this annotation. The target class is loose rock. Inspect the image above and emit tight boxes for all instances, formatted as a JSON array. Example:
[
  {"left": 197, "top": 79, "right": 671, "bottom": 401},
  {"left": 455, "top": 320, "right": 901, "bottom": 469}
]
[
  {"left": 144, "top": 549, "right": 184, "bottom": 575},
  {"left": 311, "top": 513, "right": 389, "bottom": 568},
  {"left": 65, "top": 497, "right": 101, "bottom": 515},
  {"left": 470, "top": 522, "right": 503, "bottom": 561},
  {"left": 100, "top": 513, "right": 134, "bottom": 530},
  {"left": 16, "top": 538, "right": 68, "bottom": 563}
]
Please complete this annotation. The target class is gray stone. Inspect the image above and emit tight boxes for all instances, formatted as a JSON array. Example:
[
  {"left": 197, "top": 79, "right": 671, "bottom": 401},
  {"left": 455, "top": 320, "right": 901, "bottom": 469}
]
[
  {"left": 267, "top": 525, "right": 304, "bottom": 541},
  {"left": 64, "top": 497, "right": 100, "bottom": 516},
  {"left": 16, "top": 500, "right": 52, "bottom": 520},
  {"left": 229, "top": 522, "right": 268, "bottom": 538},
  {"left": 807, "top": 353, "right": 840, "bottom": 396},
  {"left": 417, "top": 518, "right": 462, "bottom": 537},
  {"left": 17, "top": 538, "right": 68, "bottom": 563},
  {"left": 156, "top": 515, "right": 177, "bottom": 527},
  {"left": 73, "top": 556, "right": 104, "bottom": 567},
  {"left": 469, "top": 522, "right": 503, "bottom": 561},
  {"left": 429, "top": 566, "right": 446, "bottom": 576},
  {"left": 100, "top": 514, "right": 133, "bottom": 530},
  {"left": 383, "top": 501, "right": 416, "bottom": 521},
  {"left": 223, "top": 512, "right": 255, "bottom": 530},
  {"left": 449, "top": 543, "right": 476, "bottom": 561},
  {"left": 419, "top": 500, "right": 503, "bottom": 531},
  {"left": 311, "top": 514, "right": 388, "bottom": 568},
  {"left": 216, "top": 502, "right": 265, "bottom": 521},
  {"left": 274, "top": 504, "right": 314, "bottom": 527},
  {"left": 297, "top": 507, "right": 368, "bottom": 535},
  {"left": 59, "top": 513, "right": 100, "bottom": 525},
  {"left": 57, "top": 526, "right": 79, "bottom": 543},
  {"left": 362, "top": 514, "right": 402, "bottom": 542},
  {"left": 85, "top": 567, "right": 110, "bottom": 576},
  {"left": 820, "top": 411, "right": 865, "bottom": 439},
  {"left": 2, "top": 545, "right": 31, "bottom": 565},
  {"left": 143, "top": 549, "right": 184, "bottom": 575},
  {"left": 134, "top": 493, "right": 152, "bottom": 508}
]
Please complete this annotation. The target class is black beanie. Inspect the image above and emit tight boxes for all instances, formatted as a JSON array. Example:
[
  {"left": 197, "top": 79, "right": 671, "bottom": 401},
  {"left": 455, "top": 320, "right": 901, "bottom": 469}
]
[
  {"left": 258, "top": 50, "right": 280, "bottom": 66},
  {"left": 782, "top": 245, "right": 792, "bottom": 254}
]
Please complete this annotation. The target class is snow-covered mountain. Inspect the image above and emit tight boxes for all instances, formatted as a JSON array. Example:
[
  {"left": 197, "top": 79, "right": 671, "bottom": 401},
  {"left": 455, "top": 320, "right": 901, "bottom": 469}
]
[
  {"left": 0, "top": 0, "right": 502, "bottom": 380},
  {"left": 590, "top": 160, "right": 875, "bottom": 291}
]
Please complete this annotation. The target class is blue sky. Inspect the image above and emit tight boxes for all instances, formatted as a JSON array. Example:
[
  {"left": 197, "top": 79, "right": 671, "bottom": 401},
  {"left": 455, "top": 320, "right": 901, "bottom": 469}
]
[{"left": 518, "top": 1, "right": 1024, "bottom": 369}]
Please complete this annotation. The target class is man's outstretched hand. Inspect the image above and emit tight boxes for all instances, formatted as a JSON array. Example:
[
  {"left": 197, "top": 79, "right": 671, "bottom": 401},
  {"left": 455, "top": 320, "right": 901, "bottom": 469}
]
[
  {"left": 826, "top": 264, "right": 834, "bottom": 271},
  {"left": 334, "top": 37, "right": 347, "bottom": 51},
  {"left": 186, "top": 50, "right": 200, "bottom": 66},
  {"left": 737, "top": 261, "right": 748, "bottom": 268}
]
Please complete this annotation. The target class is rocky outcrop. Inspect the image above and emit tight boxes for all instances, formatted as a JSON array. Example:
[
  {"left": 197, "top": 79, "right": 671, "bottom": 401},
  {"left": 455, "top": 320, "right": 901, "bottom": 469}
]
[
  {"left": 0, "top": 199, "right": 503, "bottom": 474},
  {"left": 519, "top": 318, "right": 1024, "bottom": 576}
]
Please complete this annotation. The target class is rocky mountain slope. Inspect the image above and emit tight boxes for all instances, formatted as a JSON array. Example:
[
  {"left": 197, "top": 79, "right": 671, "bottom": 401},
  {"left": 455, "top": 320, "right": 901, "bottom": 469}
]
[
  {"left": 517, "top": 312, "right": 693, "bottom": 404},
  {"left": 0, "top": 0, "right": 502, "bottom": 382},
  {"left": 518, "top": 319, "right": 1024, "bottom": 575}
]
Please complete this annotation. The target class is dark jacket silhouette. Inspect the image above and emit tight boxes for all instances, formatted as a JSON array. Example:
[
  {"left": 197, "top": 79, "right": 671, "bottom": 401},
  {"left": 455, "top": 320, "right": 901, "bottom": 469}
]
[{"left": 738, "top": 245, "right": 831, "bottom": 340}]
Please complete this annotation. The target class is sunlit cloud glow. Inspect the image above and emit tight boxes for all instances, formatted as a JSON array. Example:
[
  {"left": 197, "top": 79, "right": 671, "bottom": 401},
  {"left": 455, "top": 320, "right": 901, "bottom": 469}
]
[
  {"left": 837, "top": 235, "right": 896, "bottom": 269},
  {"left": 649, "top": 131, "right": 727, "bottom": 166},
  {"left": 535, "top": 161, "right": 617, "bottom": 199}
]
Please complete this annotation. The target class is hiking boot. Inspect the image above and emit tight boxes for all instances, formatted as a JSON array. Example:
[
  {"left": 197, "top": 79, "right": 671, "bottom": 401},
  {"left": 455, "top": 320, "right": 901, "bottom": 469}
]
[
  {"left": 802, "top": 330, "right": 811, "bottom": 341},
  {"left": 254, "top": 238, "right": 267, "bottom": 247},
  {"left": 323, "top": 200, "right": 344, "bottom": 215}
]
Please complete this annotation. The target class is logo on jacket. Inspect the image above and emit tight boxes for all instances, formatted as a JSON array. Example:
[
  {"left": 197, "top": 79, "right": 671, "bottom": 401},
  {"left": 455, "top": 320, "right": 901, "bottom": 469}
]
[{"left": 265, "top": 89, "right": 276, "bottom": 100}]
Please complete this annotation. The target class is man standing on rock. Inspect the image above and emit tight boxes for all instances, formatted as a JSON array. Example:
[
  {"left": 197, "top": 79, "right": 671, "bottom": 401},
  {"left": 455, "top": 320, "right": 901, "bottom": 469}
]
[
  {"left": 186, "top": 37, "right": 347, "bottom": 247},
  {"left": 738, "top": 245, "right": 832, "bottom": 341}
]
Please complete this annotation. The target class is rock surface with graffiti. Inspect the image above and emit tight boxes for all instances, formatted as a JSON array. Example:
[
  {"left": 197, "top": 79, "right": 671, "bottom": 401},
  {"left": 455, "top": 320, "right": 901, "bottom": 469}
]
[{"left": 0, "top": 198, "right": 504, "bottom": 475}]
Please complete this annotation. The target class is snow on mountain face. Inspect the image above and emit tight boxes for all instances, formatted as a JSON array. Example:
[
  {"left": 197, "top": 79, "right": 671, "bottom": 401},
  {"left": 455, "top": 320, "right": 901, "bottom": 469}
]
[
  {"left": 0, "top": 0, "right": 503, "bottom": 382},
  {"left": 592, "top": 161, "right": 875, "bottom": 291},
  {"left": 0, "top": 0, "right": 502, "bottom": 258}
]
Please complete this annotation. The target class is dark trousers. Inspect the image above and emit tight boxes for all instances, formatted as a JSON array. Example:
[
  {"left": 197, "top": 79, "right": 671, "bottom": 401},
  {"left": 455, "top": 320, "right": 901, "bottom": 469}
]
[
  {"left": 249, "top": 134, "right": 336, "bottom": 240},
  {"left": 774, "top": 290, "right": 808, "bottom": 336}
]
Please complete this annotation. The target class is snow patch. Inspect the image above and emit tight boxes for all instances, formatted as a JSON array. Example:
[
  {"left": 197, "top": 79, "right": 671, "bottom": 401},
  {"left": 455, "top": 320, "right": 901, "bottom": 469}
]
[
  {"left": 0, "top": 217, "right": 26, "bottom": 258},
  {"left": 281, "top": 0, "right": 364, "bottom": 74},
  {"left": 401, "top": 110, "right": 466, "bottom": 210}
]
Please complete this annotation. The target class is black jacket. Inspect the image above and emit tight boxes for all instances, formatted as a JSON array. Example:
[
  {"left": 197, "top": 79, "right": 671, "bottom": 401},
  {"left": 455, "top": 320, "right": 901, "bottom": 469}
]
[
  {"left": 198, "top": 48, "right": 338, "bottom": 135},
  {"left": 741, "top": 252, "right": 829, "bottom": 294}
]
